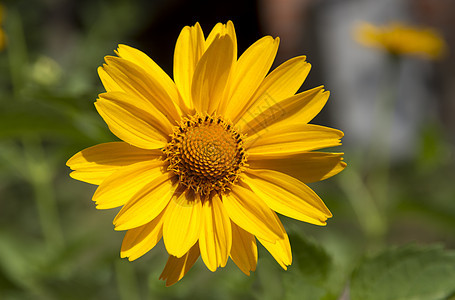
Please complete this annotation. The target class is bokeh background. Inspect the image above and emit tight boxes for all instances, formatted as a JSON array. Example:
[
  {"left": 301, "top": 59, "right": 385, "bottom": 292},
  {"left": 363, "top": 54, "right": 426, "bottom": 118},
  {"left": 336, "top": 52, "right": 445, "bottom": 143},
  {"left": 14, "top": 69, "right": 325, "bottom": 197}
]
[{"left": 1, "top": 0, "right": 454, "bottom": 299}]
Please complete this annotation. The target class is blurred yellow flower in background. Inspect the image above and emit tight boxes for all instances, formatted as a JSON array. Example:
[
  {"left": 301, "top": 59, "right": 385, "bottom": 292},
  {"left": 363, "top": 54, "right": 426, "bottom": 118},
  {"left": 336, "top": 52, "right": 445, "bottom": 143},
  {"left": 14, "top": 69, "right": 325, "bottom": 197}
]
[
  {"left": 67, "top": 21, "right": 345, "bottom": 286},
  {"left": 355, "top": 22, "right": 447, "bottom": 60},
  {"left": 0, "top": 4, "right": 6, "bottom": 51}
]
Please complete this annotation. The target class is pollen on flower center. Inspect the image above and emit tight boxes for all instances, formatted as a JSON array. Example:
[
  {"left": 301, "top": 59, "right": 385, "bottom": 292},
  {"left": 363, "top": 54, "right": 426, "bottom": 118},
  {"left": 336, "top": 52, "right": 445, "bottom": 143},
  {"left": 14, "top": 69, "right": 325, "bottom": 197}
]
[{"left": 163, "top": 114, "right": 247, "bottom": 197}]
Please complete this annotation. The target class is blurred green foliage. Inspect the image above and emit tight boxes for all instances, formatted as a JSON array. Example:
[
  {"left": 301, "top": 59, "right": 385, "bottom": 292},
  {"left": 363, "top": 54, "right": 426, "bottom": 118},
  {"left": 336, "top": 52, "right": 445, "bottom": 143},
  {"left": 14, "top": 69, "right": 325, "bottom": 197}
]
[
  {"left": 1, "top": 1, "right": 455, "bottom": 299},
  {"left": 351, "top": 245, "right": 455, "bottom": 300}
]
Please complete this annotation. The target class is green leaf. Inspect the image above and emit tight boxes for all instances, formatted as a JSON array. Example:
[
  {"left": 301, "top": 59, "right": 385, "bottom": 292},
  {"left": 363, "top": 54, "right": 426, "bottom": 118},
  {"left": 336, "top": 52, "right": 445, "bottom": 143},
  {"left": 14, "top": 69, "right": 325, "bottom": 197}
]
[
  {"left": 282, "top": 233, "right": 342, "bottom": 300},
  {"left": 292, "top": 233, "right": 332, "bottom": 281},
  {"left": 350, "top": 245, "right": 455, "bottom": 300}
]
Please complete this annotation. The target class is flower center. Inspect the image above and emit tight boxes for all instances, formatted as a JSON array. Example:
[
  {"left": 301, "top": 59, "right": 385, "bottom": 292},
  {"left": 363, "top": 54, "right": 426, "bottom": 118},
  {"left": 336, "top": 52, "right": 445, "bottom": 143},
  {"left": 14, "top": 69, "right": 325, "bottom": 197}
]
[{"left": 163, "top": 115, "right": 247, "bottom": 197}]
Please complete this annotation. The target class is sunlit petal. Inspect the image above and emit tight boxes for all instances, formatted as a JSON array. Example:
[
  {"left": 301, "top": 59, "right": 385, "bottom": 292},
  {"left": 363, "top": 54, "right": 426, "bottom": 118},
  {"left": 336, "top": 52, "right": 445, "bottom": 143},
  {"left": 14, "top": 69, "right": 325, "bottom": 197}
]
[
  {"left": 237, "top": 86, "right": 329, "bottom": 136},
  {"left": 113, "top": 174, "right": 177, "bottom": 231},
  {"left": 120, "top": 208, "right": 166, "bottom": 261},
  {"left": 93, "top": 160, "right": 166, "bottom": 209},
  {"left": 248, "top": 152, "right": 347, "bottom": 183},
  {"left": 199, "top": 194, "right": 232, "bottom": 271},
  {"left": 257, "top": 213, "right": 292, "bottom": 270},
  {"left": 159, "top": 243, "right": 200, "bottom": 287},
  {"left": 224, "top": 185, "right": 284, "bottom": 242},
  {"left": 174, "top": 23, "right": 205, "bottom": 109},
  {"left": 102, "top": 56, "right": 181, "bottom": 123},
  {"left": 233, "top": 56, "right": 310, "bottom": 125},
  {"left": 115, "top": 44, "right": 186, "bottom": 114},
  {"left": 191, "top": 35, "right": 234, "bottom": 114},
  {"left": 67, "top": 142, "right": 160, "bottom": 185},
  {"left": 163, "top": 189, "right": 203, "bottom": 258},
  {"left": 95, "top": 95, "right": 169, "bottom": 150},
  {"left": 245, "top": 124, "right": 344, "bottom": 159},
  {"left": 222, "top": 36, "right": 279, "bottom": 119},
  {"left": 230, "top": 221, "right": 257, "bottom": 275},
  {"left": 243, "top": 170, "right": 332, "bottom": 225}
]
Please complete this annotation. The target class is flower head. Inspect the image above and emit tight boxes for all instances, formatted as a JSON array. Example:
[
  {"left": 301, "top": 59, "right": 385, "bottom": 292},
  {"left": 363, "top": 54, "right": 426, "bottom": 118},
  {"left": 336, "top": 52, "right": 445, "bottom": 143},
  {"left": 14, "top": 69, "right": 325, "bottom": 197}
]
[
  {"left": 355, "top": 22, "right": 447, "bottom": 60},
  {"left": 67, "top": 21, "right": 346, "bottom": 286}
]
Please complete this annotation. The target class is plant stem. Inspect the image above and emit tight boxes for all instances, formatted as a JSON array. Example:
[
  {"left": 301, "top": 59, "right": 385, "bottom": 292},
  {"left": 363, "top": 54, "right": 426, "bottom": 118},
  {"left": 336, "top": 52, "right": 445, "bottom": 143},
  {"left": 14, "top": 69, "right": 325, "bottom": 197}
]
[
  {"left": 339, "top": 165, "right": 387, "bottom": 248},
  {"left": 367, "top": 54, "right": 400, "bottom": 215},
  {"left": 23, "top": 138, "right": 64, "bottom": 250}
]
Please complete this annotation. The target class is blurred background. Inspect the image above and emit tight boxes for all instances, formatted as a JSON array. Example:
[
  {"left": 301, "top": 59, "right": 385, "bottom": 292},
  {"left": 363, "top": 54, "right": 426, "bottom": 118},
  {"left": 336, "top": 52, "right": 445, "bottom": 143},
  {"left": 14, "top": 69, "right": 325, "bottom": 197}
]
[{"left": 0, "top": 0, "right": 454, "bottom": 299}]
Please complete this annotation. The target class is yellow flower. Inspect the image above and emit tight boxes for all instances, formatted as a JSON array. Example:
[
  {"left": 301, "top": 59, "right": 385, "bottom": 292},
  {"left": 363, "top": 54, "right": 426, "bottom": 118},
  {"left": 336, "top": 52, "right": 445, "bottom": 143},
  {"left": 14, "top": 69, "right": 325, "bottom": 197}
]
[
  {"left": 355, "top": 22, "right": 446, "bottom": 60},
  {"left": 67, "top": 21, "right": 346, "bottom": 286}
]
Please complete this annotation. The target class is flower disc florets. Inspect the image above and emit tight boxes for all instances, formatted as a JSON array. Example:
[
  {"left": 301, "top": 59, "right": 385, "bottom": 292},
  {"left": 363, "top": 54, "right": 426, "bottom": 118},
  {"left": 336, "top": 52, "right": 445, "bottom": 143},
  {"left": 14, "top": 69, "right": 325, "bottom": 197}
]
[{"left": 163, "top": 114, "right": 247, "bottom": 197}]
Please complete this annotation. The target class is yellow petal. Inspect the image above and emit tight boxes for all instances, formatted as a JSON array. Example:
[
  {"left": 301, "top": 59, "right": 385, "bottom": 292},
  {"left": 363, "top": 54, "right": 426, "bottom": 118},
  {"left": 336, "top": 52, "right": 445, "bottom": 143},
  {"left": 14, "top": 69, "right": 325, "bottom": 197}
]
[
  {"left": 66, "top": 142, "right": 160, "bottom": 185},
  {"left": 205, "top": 23, "right": 224, "bottom": 46},
  {"left": 257, "top": 233, "right": 292, "bottom": 270},
  {"left": 102, "top": 56, "right": 181, "bottom": 123},
  {"left": 199, "top": 194, "right": 232, "bottom": 272},
  {"left": 191, "top": 35, "right": 234, "bottom": 114},
  {"left": 205, "top": 21, "right": 237, "bottom": 58},
  {"left": 115, "top": 44, "right": 186, "bottom": 113},
  {"left": 229, "top": 221, "right": 257, "bottom": 275},
  {"left": 245, "top": 124, "right": 344, "bottom": 159},
  {"left": 243, "top": 170, "right": 332, "bottom": 225},
  {"left": 173, "top": 23, "right": 205, "bottom": 109},
  {"left": 99, "top": 91, "right": 173, "bottom": 137},
  {"left": 113, "top": 174, "right": 177, "bottom": 231},
  {"left": 233, "top": 56, "right": 310, "bottom": 124},
  {"left": 226, "top": 20, "right": 237, "bottom": 62},
  {"left": 98, "top": 67, "right": 123, "bottom": 92},
  {"left": 248, "top": 152, "right": 347, "bottom": 183},
  {"left": 120, "top": 208, "right": 166, "bottom": 261},
  {"left": 224, "top": 185, "right": 284, "bottom": 242},
  {"left": 163, "top": 189, "right": 202, "bottom": 258},
  {"left": 223, "top": 36, "right": 279, "bottom": 119},
  {"left": 278, "top": 90, "right": 331, "bottom": 125},
  {"left": 94, "top": 100, "right": 167, "bottom": 150},
  {"left": 159, "top": 243, "right": 200, "bottom": 287},
  {"left": 93, "top": 160, "right": 166, "bottom": 210},
  {"left": 238, "top": 86, "right": 329, "bottom": 136}
]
